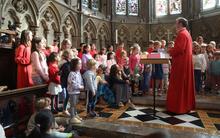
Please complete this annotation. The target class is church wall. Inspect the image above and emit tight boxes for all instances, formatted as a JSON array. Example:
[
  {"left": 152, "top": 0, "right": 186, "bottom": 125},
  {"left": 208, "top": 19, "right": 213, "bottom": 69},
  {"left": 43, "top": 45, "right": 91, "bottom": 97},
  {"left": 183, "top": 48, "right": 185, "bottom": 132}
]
[
  {"left": 1, "top": 0, "right": 220, "bottom": 50},
  {"left": 191, "top": 15, "right": 220, "bottom": 46}
]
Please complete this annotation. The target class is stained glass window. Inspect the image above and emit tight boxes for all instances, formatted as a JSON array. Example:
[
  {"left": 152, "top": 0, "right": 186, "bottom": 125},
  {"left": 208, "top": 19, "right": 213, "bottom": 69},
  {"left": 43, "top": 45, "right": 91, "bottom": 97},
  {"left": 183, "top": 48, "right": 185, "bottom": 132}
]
[
  {"left": 82, "top": 0, "right": 89, "bottom": 8},
  {"left": 92, "top": 0, "right": 99, "bottom": 10},
  {"left": 169, "top": 0, "right": 182, "bottom": 14},
  {"left": 116, "top": 0, "right": 127, "bottom": 15},
  {"left": 156, "top": 0, "right": 168, "bottom": 16},
  {"left": 203, "top": 0, "right": 216, "bottom": 10},
  {"left": 128, "top": 0, "right": 139, "bottom": 16}
]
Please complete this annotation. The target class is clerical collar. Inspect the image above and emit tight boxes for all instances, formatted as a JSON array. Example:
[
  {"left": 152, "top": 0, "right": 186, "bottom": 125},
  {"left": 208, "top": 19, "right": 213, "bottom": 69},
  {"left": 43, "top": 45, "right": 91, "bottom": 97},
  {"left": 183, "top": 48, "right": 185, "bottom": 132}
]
[{"left": 177, "top": 28, "right": 186, "bottom": 33}]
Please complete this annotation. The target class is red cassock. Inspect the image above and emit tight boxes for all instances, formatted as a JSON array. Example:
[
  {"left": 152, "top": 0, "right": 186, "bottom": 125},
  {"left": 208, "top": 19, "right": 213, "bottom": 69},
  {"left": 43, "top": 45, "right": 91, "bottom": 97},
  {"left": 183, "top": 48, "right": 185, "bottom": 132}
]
[
  {"left": 166, "top": 28, "right": 196, "bottom": 114},
  {"left": 15, "top": 44, "right": 33, "bottom": 88}
]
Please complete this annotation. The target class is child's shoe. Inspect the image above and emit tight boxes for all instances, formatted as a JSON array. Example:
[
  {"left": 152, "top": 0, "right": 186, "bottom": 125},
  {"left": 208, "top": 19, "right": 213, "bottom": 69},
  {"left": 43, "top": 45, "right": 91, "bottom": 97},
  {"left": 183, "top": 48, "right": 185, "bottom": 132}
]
[
  {"left": 70, "top": 117, "right": 81, "bottom": 124},
  {"left": 128, "top": 100, "right": 136, "bottom": 109},
  {"left": 63, "top": 110, "right": 70, "bottom": 117},
  {"left": 118, "top": 102, "right": 124, "bottom": 107},
  {"left": 92, "top": 111, "right": 99, "bottom": 117},
  {"left": 76, "top": 114, "right": 83, "bottom": 121}
]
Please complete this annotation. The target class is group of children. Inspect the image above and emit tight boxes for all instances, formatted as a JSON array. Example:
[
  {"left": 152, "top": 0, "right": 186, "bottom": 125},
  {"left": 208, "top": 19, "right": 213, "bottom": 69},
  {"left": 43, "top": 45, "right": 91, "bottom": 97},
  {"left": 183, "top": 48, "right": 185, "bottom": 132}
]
[
  {"left": 23, "top": 34, "right": 220, "bottom": 135},
  {"left": 192, "top": 36, "right": 220, "bottom": 94}
]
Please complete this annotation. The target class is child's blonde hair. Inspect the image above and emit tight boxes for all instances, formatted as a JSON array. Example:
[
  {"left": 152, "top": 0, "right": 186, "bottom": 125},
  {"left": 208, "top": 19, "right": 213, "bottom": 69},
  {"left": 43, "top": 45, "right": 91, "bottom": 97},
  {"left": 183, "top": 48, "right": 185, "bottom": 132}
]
[
  {"left": 62, "top": 49, "right": 72, "bottom": 59},
  {"left": 87, "top": 59, "right": 96, "bottom": 70},
  {"left": 132, "top": 43, "right": 141, "bottom": 52},
  {"left": 35, "top": 97, "right": 51, "bottom": 111}
]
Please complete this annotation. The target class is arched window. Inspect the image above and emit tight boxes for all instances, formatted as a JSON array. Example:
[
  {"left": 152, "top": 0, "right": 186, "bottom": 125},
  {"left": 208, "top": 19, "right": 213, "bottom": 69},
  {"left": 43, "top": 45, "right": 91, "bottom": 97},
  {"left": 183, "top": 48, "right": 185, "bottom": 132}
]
[
  {"left": 155, "top": 0, "right": 182, "bottom": 17},
  {"left": 82, "top": 0, "right": 89, "bottom": 8},
  {"left": 128, "top": 0, "right": 139, "bottom": 16},
  {"left": 92, "top": 0, "right": 99, "bottom": 10},
  {"left": 116, "top": 0, "right": 127, "bottom": 15},
  {"left": 115, "top": 0, "right": 139, "bottom": 16},
  {"left": 202, "top": 0, "right": 220, "bottom": 11}
]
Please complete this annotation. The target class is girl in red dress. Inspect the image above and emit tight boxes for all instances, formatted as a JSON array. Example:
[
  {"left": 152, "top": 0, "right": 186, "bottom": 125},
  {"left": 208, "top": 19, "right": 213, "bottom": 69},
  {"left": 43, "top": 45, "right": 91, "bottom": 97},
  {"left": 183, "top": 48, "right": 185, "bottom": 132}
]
[
  {"left": 15, "top": 30, "right": 33, "bottom": 88},
  {"left": 48, "top": 52, "right": 62, "bottom": 114}
]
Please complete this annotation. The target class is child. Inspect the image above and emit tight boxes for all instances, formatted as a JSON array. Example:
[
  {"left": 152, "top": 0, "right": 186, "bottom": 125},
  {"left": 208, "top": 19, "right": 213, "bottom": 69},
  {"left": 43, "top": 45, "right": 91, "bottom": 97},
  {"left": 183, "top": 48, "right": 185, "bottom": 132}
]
[
  {"left": 115, "top": 42, "right": 124, "bottom": 63},
  {"left": 118, "top": 50, "right": 127, "bottom": 68},
  {"left": 99, "top": 47, "right": 107, "bottom": 67},
  {"left": 149, "top": 41, "right": 164, "bottom": 96},
  {"left": 147, "top": 40, "right": 154, "bottom": 53},
  {"left": 94, "top": 54, "right": 102, "bottom": 69},
  {"left": 96, "top": 65, "right": 115, "bottom": 106},
  {"left": 48, "top": 52, "right": 62, "bottom": 114},
  {"left": 129, "top": 43, "right": 143, "bottom": 96},
  {"left": 109, "top": 64, "right": 134, "bottom": 108},
  {"left": 60, "top": 50, "right": 72, "bottom": 116},
  {"left": 167, "top": 41, "right": 174, "bottom": 48},
  {"left": 83, "top": 59, "right": 98, "bottom": 117},
  {"left": 123, "top": 57, "right": 130, "bottom": 77},
  {"left": 90, "top": 43, "right": 97, "bottom": 57},
  {"left": 209, "top": 51, "right": 220, "bottom": 93},
  {"left": 71, "top": 48, "right": 79, "bottom": 58},
  {"left": 67, "top": 58, "right": 84, "bottom": 124},
  {"left": 106, "top": 52, "right": 116, "bottom": 75},
  {"left": 82, "top": 44, "right": 93, "bottom": 72},
  {"left": 26, "top": 98, "right": 72, "bottom": 138},
  {"left": 193, "top": 44, "right": 206, "bottom": 94},
  {"left": 31, "top": 36, "right": 49, "bottom": 85},
  {"left": 28, "top": 109, "right": 74, "bottom": 138},
  {"left": 58, "top": 39, "right": 72, "bottom": 68},
  {"left": 107, "top": 45, "right": 115, "bottom": 55}
]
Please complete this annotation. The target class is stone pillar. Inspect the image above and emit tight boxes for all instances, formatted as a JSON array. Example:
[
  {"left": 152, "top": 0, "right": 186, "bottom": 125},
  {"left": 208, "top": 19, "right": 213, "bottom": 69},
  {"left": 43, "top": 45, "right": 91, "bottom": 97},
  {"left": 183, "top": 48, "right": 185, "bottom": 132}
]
[{"left": 30, "top": 25, "right": 39, "bottom": 36}]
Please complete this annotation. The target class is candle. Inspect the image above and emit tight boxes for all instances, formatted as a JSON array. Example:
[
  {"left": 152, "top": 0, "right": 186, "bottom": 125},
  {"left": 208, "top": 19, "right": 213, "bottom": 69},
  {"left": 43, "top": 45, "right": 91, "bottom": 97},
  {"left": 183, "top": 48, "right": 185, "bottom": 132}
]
[
  {"left": 167, "top": 29, "right": 170, "bottom": 41},
  {"left": 116, "top": 29, "right": 118, "bottom": 44},
  {"left": 149, "top": 32, "right": 151, "bottom": 40}
]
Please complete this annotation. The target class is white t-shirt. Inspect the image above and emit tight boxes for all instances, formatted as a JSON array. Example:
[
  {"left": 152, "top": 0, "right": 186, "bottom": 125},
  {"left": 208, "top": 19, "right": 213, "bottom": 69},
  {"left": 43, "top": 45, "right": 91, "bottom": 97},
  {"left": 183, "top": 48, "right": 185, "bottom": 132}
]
[{"left": 193, "top": 54, "right": 207, "bottom": 72}]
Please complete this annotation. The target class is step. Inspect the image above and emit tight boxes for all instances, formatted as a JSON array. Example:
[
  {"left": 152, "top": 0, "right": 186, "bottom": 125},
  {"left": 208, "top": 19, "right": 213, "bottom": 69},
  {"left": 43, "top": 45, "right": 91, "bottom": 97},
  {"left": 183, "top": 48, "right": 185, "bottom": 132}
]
[{"left": 72, "top": 119, "right": 219, "bottom": 138}]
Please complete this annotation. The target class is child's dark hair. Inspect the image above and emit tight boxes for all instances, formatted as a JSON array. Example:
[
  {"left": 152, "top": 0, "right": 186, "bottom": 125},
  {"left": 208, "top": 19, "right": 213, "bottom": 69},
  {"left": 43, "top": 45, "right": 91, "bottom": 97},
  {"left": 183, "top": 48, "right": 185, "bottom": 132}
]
[
  {"left": 20, "top": 30, "right": 32, "bottom": 45},
  {"left": 83, "top": 44, "right": 89, "bottom": 54},
  {"left": 48, "top": 52, "right": 58, "bottom": 63},
  {"left": 31, "top": 36, "right": 43, "bottom": 53},
  {"left": 110, "top": 64, "right": 118, "bottom": 77},
  {"left": 28, "top": 109, "right": 54, "bottom": 138},
  {"left": 94, "top": 54, "right": 99, "bottom": 59},
  {"left": 107, "top": 52, "right": 114, "bottom": 60},
  {"left": 70, "top": 58, "right": 80, "bottom": 71},
  {"left": 98, "top": 64, "right": 107, "bottom": 73}
]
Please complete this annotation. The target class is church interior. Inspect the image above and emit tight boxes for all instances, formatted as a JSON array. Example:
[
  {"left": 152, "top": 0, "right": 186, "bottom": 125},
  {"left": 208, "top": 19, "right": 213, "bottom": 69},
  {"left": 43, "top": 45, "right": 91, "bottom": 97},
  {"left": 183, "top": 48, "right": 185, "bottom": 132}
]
[{"left": 0, "top": 0, "right": 220, "bottom": 138}]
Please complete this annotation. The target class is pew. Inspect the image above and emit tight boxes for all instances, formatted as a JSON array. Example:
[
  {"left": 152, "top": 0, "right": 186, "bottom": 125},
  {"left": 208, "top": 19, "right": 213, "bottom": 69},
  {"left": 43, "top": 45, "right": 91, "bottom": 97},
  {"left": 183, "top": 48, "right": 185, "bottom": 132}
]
[{"left": 0, "top": 84, "right": 48, "bottom": 137}]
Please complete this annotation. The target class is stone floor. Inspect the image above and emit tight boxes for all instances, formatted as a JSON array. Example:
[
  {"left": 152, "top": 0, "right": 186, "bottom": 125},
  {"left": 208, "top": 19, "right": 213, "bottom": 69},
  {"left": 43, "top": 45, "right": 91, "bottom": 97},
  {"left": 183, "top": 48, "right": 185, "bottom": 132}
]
[{"left": 55, "top": 97, "right": 220, "bottom": 137}]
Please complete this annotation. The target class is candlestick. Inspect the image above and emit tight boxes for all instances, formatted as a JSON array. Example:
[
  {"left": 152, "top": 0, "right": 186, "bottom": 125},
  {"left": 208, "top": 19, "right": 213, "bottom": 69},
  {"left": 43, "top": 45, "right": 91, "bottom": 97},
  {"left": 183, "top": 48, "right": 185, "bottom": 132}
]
[{"left": 116, "top": 29, "right": 118, "bottom": 44}]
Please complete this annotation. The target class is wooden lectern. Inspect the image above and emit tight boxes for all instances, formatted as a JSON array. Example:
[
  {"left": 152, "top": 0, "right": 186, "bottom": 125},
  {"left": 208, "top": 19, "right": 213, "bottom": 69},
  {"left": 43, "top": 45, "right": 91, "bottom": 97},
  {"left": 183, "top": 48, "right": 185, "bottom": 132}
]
[{"left": 140, "top": 53, "right": 171, "bottom": 116}]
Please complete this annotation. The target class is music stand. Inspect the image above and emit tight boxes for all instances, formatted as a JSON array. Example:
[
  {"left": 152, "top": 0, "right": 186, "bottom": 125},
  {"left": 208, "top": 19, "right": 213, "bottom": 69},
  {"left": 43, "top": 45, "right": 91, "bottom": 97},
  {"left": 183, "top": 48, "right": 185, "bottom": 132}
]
[{"left": 140, "top": 54, "right": 171, "bottom": 116}]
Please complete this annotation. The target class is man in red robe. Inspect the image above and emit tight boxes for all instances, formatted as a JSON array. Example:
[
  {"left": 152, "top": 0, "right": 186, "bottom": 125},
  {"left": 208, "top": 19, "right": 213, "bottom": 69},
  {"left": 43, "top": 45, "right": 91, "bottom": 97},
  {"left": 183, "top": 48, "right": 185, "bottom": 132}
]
[{"left": 167, "top": 17, "right": 195, "bottom": 114}]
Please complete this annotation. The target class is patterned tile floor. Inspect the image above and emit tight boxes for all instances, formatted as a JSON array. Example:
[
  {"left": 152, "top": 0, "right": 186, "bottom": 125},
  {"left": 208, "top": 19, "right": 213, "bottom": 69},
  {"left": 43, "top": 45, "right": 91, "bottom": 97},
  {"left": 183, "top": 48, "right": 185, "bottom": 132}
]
[{"left": 69, "top": 102, "right": 220, "bottom": 135}]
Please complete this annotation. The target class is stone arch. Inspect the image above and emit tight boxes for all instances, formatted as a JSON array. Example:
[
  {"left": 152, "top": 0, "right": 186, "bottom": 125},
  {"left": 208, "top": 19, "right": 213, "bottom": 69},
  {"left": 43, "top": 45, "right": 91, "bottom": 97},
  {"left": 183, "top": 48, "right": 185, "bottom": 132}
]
[
  {"left": 97, "top": 23, "right": 110, "bottom": 49},
  {"left": 84, "top": 19, "right": 97, "bottom": 44},
  {"left": 38, "top": 2, "right": 61, "bottom": 45},
  {"left": 133, "top": 26, "right": 145, "bottom": 47},
  {"left": 61, "top": 11, "right": 79, "bottom": 47},
  {"left": 117, "top": 25, "right": 130, "bottom": 41},
  {"left": 117, "top": 25, "right": 130, "bottom": 50},
  {"left": 83, "top": 32, "right": 89, "bottom": 44},
  {"left": 1, "top": 0, "right": 38, "bottom": 33}
]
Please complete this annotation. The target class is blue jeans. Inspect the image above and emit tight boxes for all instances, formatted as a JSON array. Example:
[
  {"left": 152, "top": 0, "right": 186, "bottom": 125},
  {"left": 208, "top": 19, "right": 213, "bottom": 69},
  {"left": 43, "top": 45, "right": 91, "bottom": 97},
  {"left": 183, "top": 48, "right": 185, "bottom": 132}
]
[
  {"left": 194, "top": 69, "right": 202, "bottom": 92},
  {"left": 86, "top": 91, "right": 97, "bottom": 113},
  {"left": 142, "top": 72, "right": 151, "bottom": 92},
  {"left": 62, "top": 88, "right": 69, "bottom": 111}
]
